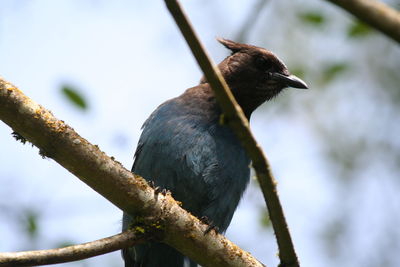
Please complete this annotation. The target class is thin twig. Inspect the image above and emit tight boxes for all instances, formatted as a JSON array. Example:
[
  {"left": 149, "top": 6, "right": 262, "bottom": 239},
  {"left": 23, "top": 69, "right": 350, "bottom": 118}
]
[
  {"left": 326, "top": 0, "right": 400, "bottom": 43},
  {"left": 0, "top": 230, "right": 145, "bottom": 266},
  {"left": 164, "top": 1, "right": 299, "bottom": 266},
  {"left": 0, "top": 77, "right": 265, "bottom": 266},
  {"left": 235, "top": 0, "right": 270, "bottom": 42}
]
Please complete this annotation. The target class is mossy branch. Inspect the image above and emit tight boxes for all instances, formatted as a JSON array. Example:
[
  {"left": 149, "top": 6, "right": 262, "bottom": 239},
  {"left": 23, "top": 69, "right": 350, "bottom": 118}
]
[
  {"left": 0, "top": 230, "right": 145, "bottom": 266},
  {"left": 0, "top": 77, "right": 265, "bottom": 266},
  {"left": 326, "top": 0, "right": 400, "bottom": 43}
]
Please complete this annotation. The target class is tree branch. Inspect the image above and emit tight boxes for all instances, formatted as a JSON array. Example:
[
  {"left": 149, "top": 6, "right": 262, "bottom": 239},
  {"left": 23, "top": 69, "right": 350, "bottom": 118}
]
[
  {"left": 235, "top": 0, "right": 270, "bottom": 42},
  {"left": 165, "top": 1, "right": 299, "bottom": 266},
  {"left": 0, "top": 230, "right": 146, "bottom": 266},
  {"left": 326, "top": 0, "right": 400, "bottom": 43},
  {"left": 0, "top": 77, "right": 264, "bottom": 266}
]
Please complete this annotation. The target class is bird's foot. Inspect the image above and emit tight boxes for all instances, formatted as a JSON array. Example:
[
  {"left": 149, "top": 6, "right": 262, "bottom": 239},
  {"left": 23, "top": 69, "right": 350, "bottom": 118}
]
[
  {"left": 153, "top": 186, "right": 161, "bottom": 200},
  {"left": 201, "top": 216, "right": 219, "bottom": 235},
  {"left": 148, "top": 180, "right": 155, "bottom": 188},
  {"left": 161, "top": 188, "right": 168, "bottom": 196},
  {"left": 200, "top": 216, "right": 211, "bottom": 225},
  {"left": 204, "top": 224, "right": 219, "bottom": 235},
  {"left": 153, "top": 186, "right": 168, "bottom": 200},
  {"left": 154, "top": 186, "right": 161, "bottom": 194}
]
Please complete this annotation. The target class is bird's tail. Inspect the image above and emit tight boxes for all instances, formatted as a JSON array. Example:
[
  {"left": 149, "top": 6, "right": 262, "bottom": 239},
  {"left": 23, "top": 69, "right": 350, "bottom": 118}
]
[
  {"left": 123, "top": 242, "right": 197, "bottom": 267},
  {"left": 122, "top": 213, "right": 197, "bottom": 266}
]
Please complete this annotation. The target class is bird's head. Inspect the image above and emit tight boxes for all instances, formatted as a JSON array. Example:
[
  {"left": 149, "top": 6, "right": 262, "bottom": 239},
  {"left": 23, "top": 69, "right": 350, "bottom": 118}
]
[{"left": 213, "top": 38, "right": 308, "bottom": 117}]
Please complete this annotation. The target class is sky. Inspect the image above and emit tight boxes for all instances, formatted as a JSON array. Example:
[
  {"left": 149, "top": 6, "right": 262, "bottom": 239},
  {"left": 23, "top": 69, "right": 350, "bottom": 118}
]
[{"left": 1, "top": 1, "right": 399, "bottom": 267}]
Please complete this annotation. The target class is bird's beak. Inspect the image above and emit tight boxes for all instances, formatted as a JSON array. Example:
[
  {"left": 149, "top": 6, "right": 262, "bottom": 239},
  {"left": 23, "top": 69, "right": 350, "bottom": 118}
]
[{"left": 270, "top": 72, "right": 308, "bottom": 89}]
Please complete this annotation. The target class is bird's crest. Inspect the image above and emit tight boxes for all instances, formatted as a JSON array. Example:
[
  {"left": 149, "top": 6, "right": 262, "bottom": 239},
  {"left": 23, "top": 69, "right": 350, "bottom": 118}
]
[{"left": 217, "top": 38, "right": 249, "bottom": 54}]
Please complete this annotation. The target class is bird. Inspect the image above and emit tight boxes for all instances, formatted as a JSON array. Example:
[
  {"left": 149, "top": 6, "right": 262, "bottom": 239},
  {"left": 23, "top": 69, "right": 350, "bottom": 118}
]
[{"left": 122, "top": 38, "right": 308, "bottom": 267}]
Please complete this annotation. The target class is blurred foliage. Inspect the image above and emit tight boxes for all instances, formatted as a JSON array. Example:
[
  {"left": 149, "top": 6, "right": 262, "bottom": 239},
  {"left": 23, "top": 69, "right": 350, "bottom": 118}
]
[
  {"left": 377, "top": 66, "right": 400, "bottom": 103},
  {"left": 347, "top": 20, "right": 373, "bottom": 38},
  {"left": 259, "top": 209, "right": 271, "bottom": 228},
  {"left": 252, "top": 1, "right": 400, "bottom": 266},
  {"left": 321, "top": 63, "right": 349, "bottom": 84},
  {"left": 61, "top": 85, "right": 88, "bottom": 110},
  {"left": 298, "top": 11, "right": 326, "bottom": 26},
  {"left": 19, "top": 209, "right": 39, "bottom": 240},
  {"left": 320, "top": 217, "right": 346, "bottom": 258}
]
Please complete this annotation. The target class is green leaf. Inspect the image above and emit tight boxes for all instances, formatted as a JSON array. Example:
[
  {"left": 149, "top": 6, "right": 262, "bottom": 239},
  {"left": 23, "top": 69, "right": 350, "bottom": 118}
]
[
  {"left": 20, "top": 209, "right": 39, "bottom": 239},
  {"left": 259, "top": 210, "right": 271, "bottom": 228},
  {"left": 299, "top": 12, "right": 325, "bottom": 26},
  {"left": 26, "top": 213, "right": 38, "bottom": 237},
  {"left": 61, "top": 85, "right": 88, "bottom": 110},
  {"left": 322, "top": 63, "right": 349, "bottom": 84},
  {"left": 347, "top": 20, "right": 372, "bottom": 38}
]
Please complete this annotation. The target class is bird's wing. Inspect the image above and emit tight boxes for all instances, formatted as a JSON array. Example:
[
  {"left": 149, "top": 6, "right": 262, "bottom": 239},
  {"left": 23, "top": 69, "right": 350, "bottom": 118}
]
[
  {"left": 131, "top": 100, "right": 217, "bottom": 213},
  {"left": 132, "top": 99, "right": 250, "bottom": 227}
]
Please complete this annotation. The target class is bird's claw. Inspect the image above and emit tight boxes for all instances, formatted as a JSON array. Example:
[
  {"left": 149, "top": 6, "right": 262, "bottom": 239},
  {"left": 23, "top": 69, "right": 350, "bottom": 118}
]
[
  {"left": 200, "top": 216, "right": 219, "bottom": 235},
  {"left": 200, "top": 216, "right": 211, "bottom": 225},
  {"left": 153, "top": 186, "right": 168, "bottom": 200},
  {"left": 204, "top": 224, "right": 219, "bottom": 235},
  {"left": 153, "top": 186, "right": 162, "bottom": 200}
]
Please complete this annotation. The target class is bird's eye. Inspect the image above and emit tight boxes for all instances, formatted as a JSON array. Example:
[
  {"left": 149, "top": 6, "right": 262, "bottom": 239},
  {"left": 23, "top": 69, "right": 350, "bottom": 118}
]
[{"left": 255, "top": 57, "right": 270, "bottom": 70}]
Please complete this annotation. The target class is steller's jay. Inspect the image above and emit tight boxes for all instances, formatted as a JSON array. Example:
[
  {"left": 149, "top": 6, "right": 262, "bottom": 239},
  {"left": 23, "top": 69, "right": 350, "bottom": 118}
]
[{"left": 122, "top": 39, "right": 308, "bottom": 267}]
